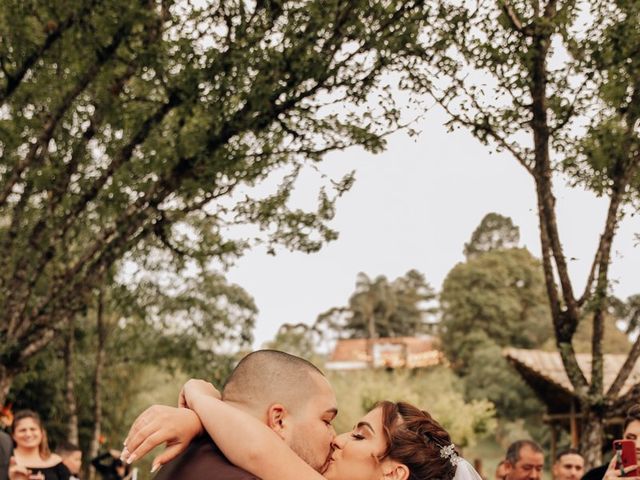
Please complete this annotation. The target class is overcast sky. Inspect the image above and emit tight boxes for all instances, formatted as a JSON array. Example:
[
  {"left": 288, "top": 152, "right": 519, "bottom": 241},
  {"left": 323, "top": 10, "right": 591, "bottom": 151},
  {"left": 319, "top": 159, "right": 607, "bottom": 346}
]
[{"left": 224, "top": 106, "right": 640, "bottom": 348}]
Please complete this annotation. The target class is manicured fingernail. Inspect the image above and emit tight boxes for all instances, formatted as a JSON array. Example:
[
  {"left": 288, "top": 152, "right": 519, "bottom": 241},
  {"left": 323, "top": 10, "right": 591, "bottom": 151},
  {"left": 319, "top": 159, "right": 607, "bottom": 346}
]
[
  {"left": 120, "top": 448, "right": 128, "bottom": 461},
  {"left": 127, "top": 453, "right": 137, "bottom": 464},
  {"left": 151, "top": 463, "right": 162, "bottom": 474}
]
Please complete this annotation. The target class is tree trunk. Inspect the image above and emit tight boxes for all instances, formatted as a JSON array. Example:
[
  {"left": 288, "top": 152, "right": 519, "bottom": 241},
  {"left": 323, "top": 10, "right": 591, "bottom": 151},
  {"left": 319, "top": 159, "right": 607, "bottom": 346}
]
[
  {"left": 580, "top": 407, "right": 605, "bottom": 470},
  {"left": 88, "top": 289, "right": 107, "bottom": 480},
  {"left": 525, "top": 7, "right": 608, "bottom": 463},
  {"left": 367, "top": 313, "right": 377, "bottom": 339},
  {"left": 63, "top": 314, "right": 79, "bottom": 445},
  {"left": 0, "top": 365, "right": 14, "bottom": 407}
]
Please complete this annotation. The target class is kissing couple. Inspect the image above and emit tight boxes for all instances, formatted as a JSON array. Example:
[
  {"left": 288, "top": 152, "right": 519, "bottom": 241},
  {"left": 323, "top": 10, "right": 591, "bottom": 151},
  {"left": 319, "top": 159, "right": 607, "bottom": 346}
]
[{"left": 122, "top": 350, "right": 482, "bottom": 480}]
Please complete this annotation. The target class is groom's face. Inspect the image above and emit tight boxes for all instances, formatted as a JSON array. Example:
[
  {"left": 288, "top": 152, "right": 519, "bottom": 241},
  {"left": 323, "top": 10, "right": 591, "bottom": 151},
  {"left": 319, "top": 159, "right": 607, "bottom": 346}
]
[{"left": 287, "top": 373, "right": 338, "bottom": 472}]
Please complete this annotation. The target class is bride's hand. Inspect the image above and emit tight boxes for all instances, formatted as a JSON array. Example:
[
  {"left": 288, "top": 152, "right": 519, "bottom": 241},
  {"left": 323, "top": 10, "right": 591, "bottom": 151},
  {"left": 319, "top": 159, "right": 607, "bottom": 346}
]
[
  {"left": 122, "top": 405, "right": 203, "bottom": 471},
  {"left": 178, "top": 379, "right": 221, "bottom": 409}
]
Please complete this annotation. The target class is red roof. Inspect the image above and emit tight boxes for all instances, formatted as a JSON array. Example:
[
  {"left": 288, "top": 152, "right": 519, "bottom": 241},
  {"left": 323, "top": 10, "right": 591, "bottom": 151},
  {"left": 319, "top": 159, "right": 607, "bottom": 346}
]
[{"left": 328, "top": 336, "right": 442, "bottom": 369}]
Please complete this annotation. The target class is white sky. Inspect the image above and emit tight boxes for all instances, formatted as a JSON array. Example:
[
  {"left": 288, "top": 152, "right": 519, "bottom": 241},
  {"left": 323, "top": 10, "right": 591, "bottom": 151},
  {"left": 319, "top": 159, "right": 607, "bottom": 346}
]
[{"left": 224, "top": 106, "right": 640, "bottom": 348}]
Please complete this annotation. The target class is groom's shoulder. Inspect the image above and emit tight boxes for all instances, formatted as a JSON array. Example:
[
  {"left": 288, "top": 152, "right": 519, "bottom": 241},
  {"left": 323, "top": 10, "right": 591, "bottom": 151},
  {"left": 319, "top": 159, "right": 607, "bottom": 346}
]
[{"left": 153, "top": 435, "right": 259, "bottom": 480}]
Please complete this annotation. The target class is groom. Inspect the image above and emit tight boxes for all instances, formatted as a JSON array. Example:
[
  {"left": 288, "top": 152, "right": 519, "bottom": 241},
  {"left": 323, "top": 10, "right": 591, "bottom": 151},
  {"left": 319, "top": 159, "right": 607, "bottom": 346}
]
[{"left": 131, "top": 350, "right": 338, "bottom": 479}]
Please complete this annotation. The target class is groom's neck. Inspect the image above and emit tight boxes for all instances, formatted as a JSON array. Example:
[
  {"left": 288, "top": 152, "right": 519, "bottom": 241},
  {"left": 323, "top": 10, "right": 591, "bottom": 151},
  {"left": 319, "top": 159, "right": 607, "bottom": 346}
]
[{"left": 224, "top": 399, "right": 264, "bottom": 423}]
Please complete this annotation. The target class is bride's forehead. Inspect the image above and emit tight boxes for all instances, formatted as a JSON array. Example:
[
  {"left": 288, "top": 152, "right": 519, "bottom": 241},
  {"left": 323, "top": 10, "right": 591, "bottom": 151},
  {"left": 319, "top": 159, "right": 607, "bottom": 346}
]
[
  {"left": 358, "top": 406, "right": 406, "bottom": 436},
  {"left": 361, "top": 407, "right": 385, "bottom": 425}
]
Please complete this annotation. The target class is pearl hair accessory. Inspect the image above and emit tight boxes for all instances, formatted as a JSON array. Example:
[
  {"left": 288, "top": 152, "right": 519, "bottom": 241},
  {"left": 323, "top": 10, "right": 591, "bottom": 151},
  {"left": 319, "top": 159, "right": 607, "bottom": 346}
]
[{"left": 440, "top": 443, "right": 462, "bottom": 466}]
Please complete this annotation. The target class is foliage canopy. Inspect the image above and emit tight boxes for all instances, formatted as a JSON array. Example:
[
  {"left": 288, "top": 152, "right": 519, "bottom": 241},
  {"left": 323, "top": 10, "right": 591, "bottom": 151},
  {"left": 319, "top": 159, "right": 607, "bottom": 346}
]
[
  {"left": 0, "top": 0, "right": 431, "bottom": 401},
  {"left": 316, "top": 270, "right": 437, "bottom": 339}
]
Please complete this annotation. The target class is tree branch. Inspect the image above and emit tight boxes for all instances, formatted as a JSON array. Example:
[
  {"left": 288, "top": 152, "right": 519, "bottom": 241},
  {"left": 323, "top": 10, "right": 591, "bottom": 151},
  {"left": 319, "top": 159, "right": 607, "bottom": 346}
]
[
  {"left": 551, "top": 75, "right": 592, "bottom": 134},
  {"left": 578, "top": 248, "right": 601, "bottom": 306},
  {"left": 18, "top": 328, "right": 57, "bottom": 363},
  {"left": 610, "top": 382, "right": 640, "bottom": 417},
  {"left": 599, "top": 157, "right": 640, "bottom": 398},
  {"left": 433, "top": 88, "right": 534, "bottom": 173},
  {"left": 0, "top": 0, "right": 101, "bottom": 104},
  {"left": 0, "top": 22, "right": 131, "bottom": 208},
  {"left": 543, "top": 0, "right": 559, "bottom": 20},
  {"left": 3, "top": 92, "right": 181, "bottom": 337},
  {"left": 608, "top": 334, "right": 640, "bottom": 399},
  {"left": 4, "top": 0, "right": 428, "bottom": 365},
  {"left": 499, "top": 0, "right": 535, "bottom": 35},
  {"left": 0, "top": 38, "right": 144, "bottom": 330}
]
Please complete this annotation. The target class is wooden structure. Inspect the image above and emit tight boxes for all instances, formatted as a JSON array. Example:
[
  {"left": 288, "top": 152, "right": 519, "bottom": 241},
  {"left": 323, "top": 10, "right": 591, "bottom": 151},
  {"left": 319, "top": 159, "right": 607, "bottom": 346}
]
[
  {"left": 504, "top": 348, "right": 640, "bottom": 459},
  {"left": 326, "top": 336, "right": 443, "bottom": 371}
]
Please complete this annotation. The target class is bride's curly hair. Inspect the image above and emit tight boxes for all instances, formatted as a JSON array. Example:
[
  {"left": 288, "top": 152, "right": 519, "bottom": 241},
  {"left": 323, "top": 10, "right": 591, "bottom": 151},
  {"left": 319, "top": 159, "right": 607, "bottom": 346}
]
[{"left": 377, "top": 401, "right": 458, "bottom": 480}]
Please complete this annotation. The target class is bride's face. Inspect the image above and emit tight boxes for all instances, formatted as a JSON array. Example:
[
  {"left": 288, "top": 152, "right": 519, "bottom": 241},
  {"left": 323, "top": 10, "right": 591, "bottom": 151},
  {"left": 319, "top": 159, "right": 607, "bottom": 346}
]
[{"left": 323, "top": 407, "right": 399, "bottom": 480}]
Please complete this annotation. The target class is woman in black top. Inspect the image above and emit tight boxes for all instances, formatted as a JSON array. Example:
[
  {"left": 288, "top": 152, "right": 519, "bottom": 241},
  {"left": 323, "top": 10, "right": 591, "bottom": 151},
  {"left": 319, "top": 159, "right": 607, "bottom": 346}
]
[{"left": 10, "top": 410, "right": 70, "bottom": 480}]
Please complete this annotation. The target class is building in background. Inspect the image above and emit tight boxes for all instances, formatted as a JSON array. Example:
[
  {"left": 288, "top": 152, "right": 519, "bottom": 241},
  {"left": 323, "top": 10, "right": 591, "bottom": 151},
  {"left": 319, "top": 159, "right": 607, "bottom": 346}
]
[
  {"left": 326, "top": 336, "right": 443, "bottom": 370},
  {"left": 504, "top": 347, "right": 640, "bottom": 459}
]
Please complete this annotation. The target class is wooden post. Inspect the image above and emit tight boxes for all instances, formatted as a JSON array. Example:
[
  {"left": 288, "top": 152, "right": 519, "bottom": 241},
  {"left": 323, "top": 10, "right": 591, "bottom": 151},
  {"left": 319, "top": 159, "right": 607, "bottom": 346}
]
[
  {"left": 570, "top": 400, "right": 579, "bottom": 448},
  {"left": 474, "top": 459, "right": 483, "bottom": 479}
]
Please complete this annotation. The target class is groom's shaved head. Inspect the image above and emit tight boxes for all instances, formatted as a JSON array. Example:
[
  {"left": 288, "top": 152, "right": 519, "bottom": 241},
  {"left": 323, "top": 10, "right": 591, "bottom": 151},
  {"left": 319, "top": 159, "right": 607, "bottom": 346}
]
[
  {"left": 222, "top": 349, "right": 326, "bottom": 411},
  {"left": 222, "top": 349, "right": 337, "bottom": 472}
]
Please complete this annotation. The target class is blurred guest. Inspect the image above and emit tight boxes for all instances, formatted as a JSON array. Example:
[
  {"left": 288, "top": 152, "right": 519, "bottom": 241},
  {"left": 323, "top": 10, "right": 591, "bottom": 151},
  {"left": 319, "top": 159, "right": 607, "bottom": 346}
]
[
  {"left": 8, "top": 456, "right": 44, "bottom": 480},
  {"left": 55, "top": 442, "right": 81, "bottom": 480},
  {"left": 10, "top": 410, "right": 69, "bottom": 480},
  {"left": 91, "top": 450, "right": 132, "bottom": 480},
  {"left": 1, "top": 406, "right": 13, "bottom": 480},
  {"left": 585, "top": 405, "right": 640, "bottom": 480},
  {"left": 504, "top": 440, "right": 545, "bottom": 480},
  {"left": 553, "top": 449, "right": 584, "bottom": 480},
  {"left": 0, "top": 429, "right": 12, "bottom": 480},
  {"left": 496, "top": 459, "right": 510, "bottom": 480}
]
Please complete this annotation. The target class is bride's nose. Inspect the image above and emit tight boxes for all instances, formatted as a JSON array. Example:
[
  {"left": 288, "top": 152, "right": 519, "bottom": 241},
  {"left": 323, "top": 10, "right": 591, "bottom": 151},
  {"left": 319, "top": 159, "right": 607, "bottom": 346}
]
[{"left": 332, "top": 432, "right": 349, "bottom": 450}]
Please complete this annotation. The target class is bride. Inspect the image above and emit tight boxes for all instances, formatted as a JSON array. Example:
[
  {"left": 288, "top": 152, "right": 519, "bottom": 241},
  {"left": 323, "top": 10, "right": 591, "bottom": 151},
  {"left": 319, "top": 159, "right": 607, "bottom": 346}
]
[{"left": 123, "top": 379, "right": 481, "bottom": 480}]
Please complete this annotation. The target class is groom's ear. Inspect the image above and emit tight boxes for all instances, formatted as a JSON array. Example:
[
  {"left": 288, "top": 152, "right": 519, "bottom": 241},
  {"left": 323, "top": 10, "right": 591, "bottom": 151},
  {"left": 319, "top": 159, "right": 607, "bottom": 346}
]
[{"left": 266, "top": 403, "right": 288, "bottom": 439}]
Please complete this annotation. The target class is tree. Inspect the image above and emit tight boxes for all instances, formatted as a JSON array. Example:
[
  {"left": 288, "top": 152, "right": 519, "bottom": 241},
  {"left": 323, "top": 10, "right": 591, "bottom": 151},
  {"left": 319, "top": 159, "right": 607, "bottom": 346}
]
[
  {"left": 420, "top": 0, "right": 640, "bottom": 465},
  {"left": 617, "top": 294, "right": 640, "bottom": 336},
  {"left": 5, "top": 262, "right": 255, "bottom": 478},
  {"left": 440, "top": 246, "right": 552, "bottom": 419},
  {"left": 543, "top": 310, "right": 631, "bottom": 355},
  {"left": 329, "top": 366, "right": 496, "bottom": 448},
  {"left": 62, "top": 313, "right": 79, "bottom": 445},
  {"left": 264, "top": 323, "right": 320, "bottom": 361},
  {"left": 441, "top": 248, "right": 552, "bottom": 367},
  {"left": 462, "top": 341, "right": 545, "bottom": 422},
  {"left": 0, "top": 0, "right": 433, "bottom": 403},
  {"left": 316, "top": 270, "right": 437, "bottom": 339},
  {"left": 464, "top": 212, "right": 520, "bottom": 258}
]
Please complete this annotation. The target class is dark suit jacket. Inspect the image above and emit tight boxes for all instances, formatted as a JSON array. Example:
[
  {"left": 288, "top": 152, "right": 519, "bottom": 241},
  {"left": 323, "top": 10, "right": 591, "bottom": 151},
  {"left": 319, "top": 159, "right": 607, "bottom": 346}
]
[
  {"left": 0, "top": 430, "right": 13, "bottom": 480},
  {"left": 153, "top": 436, "right": 258, "bottom": 480},
  {"left": 582, "top": 464, "right": 608, "bottom": 480}
]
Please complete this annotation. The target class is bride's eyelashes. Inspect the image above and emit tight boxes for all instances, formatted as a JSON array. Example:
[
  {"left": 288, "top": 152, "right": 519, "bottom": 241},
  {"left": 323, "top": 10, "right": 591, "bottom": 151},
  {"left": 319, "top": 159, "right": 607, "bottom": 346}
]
[{"left": 351, "top": 432, "right": 365, "bottom": 440}]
